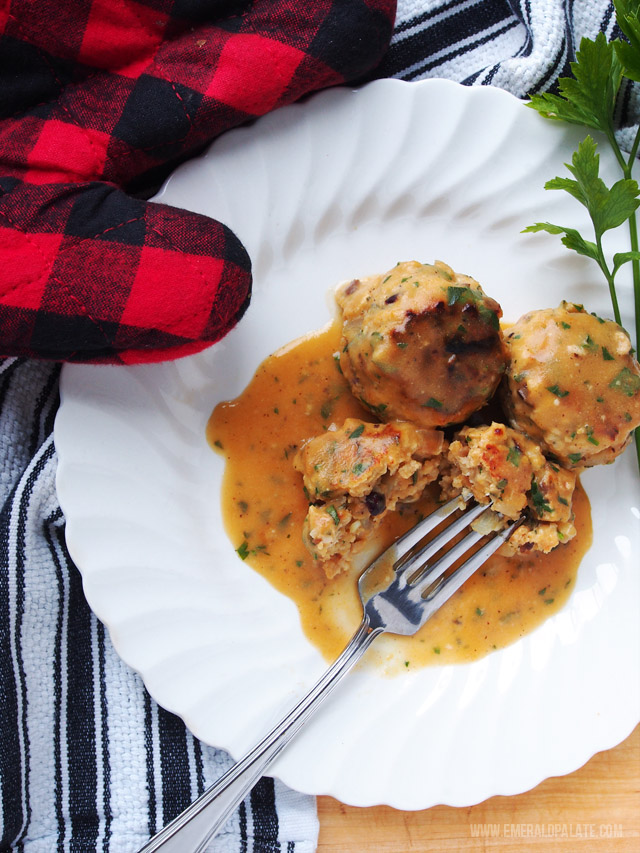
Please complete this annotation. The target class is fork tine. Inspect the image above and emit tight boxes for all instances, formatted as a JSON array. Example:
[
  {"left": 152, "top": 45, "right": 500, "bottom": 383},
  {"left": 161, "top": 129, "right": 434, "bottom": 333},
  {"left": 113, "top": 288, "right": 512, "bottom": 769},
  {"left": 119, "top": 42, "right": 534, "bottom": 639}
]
[
  {"left": 408, "top": 519, "right": 485, "bottom": 596},
  {"left": 412, "top": 513, "right": 525, "bottom": 620},
  {"left": 390, "top": 495, "right": 470, "bottom": 564},
  {"left": 395, "top": 499, "right": 487, "bottom": 574}
]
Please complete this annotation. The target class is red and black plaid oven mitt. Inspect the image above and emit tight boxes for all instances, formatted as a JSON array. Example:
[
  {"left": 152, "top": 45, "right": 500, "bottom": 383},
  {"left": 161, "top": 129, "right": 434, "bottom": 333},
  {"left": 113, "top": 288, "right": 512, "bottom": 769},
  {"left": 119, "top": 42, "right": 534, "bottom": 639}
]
[{"left": 0, "top": 0, "right": 395, "bottom": 364}]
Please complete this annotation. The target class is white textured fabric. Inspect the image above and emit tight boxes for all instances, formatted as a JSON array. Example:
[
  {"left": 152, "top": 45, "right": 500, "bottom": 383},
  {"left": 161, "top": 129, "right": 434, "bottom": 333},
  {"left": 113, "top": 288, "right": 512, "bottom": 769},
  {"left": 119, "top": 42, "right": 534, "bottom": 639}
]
[
  {"left": 1, "top": 2, "right": 634, "bottom": 851},
  {"left": 380, "top": 1, "right": 637, "bottom": 144},
  {"left": 387, "top": 0, "right": 625, "bottom": 94}
]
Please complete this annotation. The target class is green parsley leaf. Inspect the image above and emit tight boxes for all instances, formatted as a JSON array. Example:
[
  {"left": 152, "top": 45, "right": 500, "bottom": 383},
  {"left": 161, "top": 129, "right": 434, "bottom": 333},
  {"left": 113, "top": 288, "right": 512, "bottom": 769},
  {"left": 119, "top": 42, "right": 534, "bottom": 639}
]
[
  {"left": 614, "top": 0, "right": 640, "bottom": 82},
  {"left": 422, "top": 397, "right": 443, "bottom": 410},
  {"left": 359, "top": 396, "right": 387, "bottom": 415},
  {"left": 326, "top": 505, "right": 340, "bottom": 526},
  {"left": 478, "top": 305, "right": 500, "bottom": 330},
  {"left": 586, "top": 425, "right": 600, "bottom": 445},
  {"left": 527, "top": 33, "right": 622, "bottom": 133},
  {"left": 507, "top": 445, "right": 522, "bottom": 467},
  {"left": 551, "top": 137, "right": 639, "bottom": 235},
  {"left": 522, "top": 220, "right": 599, "bottom": 262},
  {"left": 609, "top": 367, "right": 640, "bottom": 396},
  {"left": 530, "top": 476, "right": 553, "bottom": 515},
  {"left": 446, "top": 285, "right": 499, "bottom": 330},
  {"left": 348, "top": 424, "right": 365, "bottom": 439},
  {"left": 447, "top": 285, "right": 474, "bottom": 306},
  {"left": 612, "top": 250, "right": 640, "bottom": 276},
  {"left": 547, "top": 384, "right": 570, "bottom": 397}
]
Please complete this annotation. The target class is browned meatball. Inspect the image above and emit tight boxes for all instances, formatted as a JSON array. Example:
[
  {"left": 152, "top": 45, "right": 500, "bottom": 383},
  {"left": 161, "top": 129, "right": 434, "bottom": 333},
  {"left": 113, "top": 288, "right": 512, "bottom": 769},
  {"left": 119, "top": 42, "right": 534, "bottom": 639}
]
[
  {"left": 441, "top": 422, "right": 577, "bottom": 554},
  {"left": 503, "top": 302, "right": 640, "bottom": 468},
  {"left": 336, "top": 260, "right": 507, "bottom": 429},
  {"left": 293, "top": 418, "right": 445, "bottom": 577}
]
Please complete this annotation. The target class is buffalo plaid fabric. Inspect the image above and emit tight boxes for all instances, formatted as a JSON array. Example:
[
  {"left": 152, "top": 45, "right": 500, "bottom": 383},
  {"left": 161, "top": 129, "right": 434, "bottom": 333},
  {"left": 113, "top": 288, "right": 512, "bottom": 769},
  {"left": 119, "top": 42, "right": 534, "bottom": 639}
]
[{"left": 0, "top": 0, "right": 396, "bottom": 364}]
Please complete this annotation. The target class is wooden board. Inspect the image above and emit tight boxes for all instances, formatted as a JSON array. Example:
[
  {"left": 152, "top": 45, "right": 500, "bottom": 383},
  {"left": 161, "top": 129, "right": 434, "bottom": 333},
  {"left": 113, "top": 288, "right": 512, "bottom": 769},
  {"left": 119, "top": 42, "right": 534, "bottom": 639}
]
[{"left": 317, "top": 723, "right": 640, "bottom": 852}]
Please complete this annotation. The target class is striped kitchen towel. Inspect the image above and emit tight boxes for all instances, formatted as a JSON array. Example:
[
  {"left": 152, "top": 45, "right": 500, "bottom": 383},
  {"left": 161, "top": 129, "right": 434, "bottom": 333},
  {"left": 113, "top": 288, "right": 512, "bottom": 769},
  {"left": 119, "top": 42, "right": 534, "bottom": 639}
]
[
  {"left": 0, "top": 356, "right": 317, "bottom": 853},
  {"left": 1, "top": 2, "right": 636, "bottom": 852}
]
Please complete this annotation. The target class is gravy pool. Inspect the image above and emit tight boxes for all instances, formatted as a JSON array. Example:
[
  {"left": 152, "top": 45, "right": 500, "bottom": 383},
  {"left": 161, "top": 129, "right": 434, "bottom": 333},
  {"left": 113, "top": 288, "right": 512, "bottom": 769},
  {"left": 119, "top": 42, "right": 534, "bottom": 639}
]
[{"left": 207, "top": 320, "right": 592, "bottom": 674}]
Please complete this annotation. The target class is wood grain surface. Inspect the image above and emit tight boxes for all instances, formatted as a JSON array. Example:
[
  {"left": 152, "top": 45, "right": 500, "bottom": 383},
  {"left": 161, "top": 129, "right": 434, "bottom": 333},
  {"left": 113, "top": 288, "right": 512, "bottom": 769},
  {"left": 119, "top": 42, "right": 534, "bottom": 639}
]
[{"left": 317, "top": 723, "right": 639, "bottom": 852}]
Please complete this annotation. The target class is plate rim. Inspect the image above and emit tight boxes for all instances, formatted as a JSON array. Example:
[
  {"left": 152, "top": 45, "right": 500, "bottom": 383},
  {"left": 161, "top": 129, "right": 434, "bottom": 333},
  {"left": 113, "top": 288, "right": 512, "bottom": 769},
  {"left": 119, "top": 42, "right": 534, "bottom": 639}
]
[{"left": 56, "top": 77, "right": 640, "bottom": 809}]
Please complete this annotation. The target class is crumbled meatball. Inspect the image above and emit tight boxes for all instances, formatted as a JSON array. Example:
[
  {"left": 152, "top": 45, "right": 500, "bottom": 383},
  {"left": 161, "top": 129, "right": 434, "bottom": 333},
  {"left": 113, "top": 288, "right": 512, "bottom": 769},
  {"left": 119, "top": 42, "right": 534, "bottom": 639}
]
[
  {"left": 293, "top": 419, "right": 445, "bottom": 577},
  {"left": 503, "top": 302, "right": 640, "bottom": 467},
  {"left": 303, "top": 502, "right": 371, "bottom": 579},
  {"left": 441, "top": 422, "right": 577, "bottom": 554},
  {"left": 336, "top": 260, "right": 507, "bottom": 429}
]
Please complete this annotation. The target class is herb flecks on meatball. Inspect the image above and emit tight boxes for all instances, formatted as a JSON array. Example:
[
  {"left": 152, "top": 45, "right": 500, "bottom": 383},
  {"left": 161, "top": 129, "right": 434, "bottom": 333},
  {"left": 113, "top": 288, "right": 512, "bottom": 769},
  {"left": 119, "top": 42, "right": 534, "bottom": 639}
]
[
  {"left": 336, "top": 260, "right": 507, "bottom": 429},
  {"left": 503, "top": 302, "right": 640, "bottom": 467},
  {"left": 293, "top": 418, "right": 445, "bottom": 578},
  {"left": 441, "top": 422, "right": 577, "bottom": 555}
]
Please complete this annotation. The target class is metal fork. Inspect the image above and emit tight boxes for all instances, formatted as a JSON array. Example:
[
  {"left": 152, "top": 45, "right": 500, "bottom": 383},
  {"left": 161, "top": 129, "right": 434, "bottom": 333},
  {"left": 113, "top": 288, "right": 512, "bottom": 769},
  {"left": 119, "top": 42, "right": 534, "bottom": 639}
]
[{"left": 137, "top": 496, "right": 523, "bottom": 853}]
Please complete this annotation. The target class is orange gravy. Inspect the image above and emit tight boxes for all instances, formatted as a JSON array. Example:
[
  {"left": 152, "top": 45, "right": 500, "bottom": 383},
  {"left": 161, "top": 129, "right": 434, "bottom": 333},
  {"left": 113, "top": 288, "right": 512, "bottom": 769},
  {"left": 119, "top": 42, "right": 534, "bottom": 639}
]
[{"left": 207, "top": 320, "right": 593, "bottom": 673}]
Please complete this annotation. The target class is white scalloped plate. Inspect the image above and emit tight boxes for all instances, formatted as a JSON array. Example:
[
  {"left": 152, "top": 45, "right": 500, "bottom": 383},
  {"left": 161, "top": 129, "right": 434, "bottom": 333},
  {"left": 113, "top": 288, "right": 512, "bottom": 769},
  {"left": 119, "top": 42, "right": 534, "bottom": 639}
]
[{"left": 55, "top": 80, "right": 640, "bottom": 809}]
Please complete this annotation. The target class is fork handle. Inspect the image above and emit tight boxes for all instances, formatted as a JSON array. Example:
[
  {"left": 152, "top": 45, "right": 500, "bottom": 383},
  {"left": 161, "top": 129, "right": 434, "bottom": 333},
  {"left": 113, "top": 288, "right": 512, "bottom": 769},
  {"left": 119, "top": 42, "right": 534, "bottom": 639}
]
[{"left": 137, "top": 618, "right": 382, "bottom": 853}]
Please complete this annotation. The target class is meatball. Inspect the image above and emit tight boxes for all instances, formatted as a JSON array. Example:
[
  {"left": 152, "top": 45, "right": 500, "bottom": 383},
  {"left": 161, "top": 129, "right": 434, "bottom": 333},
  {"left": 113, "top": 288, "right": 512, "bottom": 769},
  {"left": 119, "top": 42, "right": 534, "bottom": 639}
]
[
  {"left": 336, "top": 260, "right": 507, "bottom": 429},
  {"left": 293, "top": 418, "right": 445, "bottom": 577},
  {"left": 503, "top": 302, "right": 640, "bottom": 467},
  {"left": 441, "top": 422, "right": 577, "bottom": 554}
]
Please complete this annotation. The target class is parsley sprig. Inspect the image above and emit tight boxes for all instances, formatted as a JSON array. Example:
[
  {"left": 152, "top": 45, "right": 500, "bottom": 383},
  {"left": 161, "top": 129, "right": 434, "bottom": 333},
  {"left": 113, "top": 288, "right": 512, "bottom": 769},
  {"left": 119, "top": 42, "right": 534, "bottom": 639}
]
[{"left": 523, "top": 0, "right": 640, "bottom": 466}]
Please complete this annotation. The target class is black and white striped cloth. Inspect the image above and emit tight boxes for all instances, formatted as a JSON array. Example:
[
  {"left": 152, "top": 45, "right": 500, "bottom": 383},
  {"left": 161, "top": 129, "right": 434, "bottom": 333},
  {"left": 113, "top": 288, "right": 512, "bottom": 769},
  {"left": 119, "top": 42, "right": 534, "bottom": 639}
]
[
  {"left": 1, "top": 2, "right": 635, "bottom": 851},
  {"left": 0, "top": 357, "right": 315, "bottom": 853}
]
